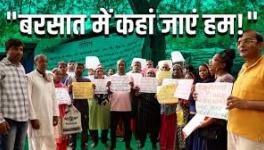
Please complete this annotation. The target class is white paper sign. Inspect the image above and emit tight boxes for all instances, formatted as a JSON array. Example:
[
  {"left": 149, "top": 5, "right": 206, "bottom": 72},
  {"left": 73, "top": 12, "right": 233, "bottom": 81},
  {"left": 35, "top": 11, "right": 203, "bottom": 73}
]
[
  {"left": 182, "top": 114, "right": 206, "bottom": 138},
  {"left": 92, "top": 79, "right": 108, "bottom": 94},
  {"left": 85, "top": 56, "right": 100, "bottom": 69},
  {"left": 158, "top": 60, "right": 172, "bottom": 69},
  {"left": 171, "top": 51, "right": 185, "bottom": 63},
  {"left": 129, "top": 73, "right": 142, "bottom": 87},
  {"left": 131, "top": 58, "right": 147, "bottom": 68},
  {"left": 55, "top": 88, "right": 71, "bottom": 105},
  {"left": 162, "top": 78, "right": 178, "bottom": 86},
  {"left": 110, "top": 76, "right": 131, "bottom": 92},
  {"left": 139, "top": 77, "right": 158, "bottom": 93},
  {"left": 195, "top": 82, "right": 233, "bottom": 120},
  {"left": 174, "top": 79, "right": 194, "bottom": 100}
]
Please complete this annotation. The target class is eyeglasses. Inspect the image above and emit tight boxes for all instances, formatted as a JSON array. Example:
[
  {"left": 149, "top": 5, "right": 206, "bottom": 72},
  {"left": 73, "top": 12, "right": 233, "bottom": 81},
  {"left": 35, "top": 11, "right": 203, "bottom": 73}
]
[{"left": 237, "top": 38, "right": 257, "bottom": 45}]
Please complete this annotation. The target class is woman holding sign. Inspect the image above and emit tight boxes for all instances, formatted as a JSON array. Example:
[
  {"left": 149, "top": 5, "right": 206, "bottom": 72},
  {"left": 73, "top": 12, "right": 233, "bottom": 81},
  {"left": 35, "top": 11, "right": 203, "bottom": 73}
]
[
  {"left": 187, "top": 64, "right": 214, "bottom": 150},
  {"left": 172, "top": 64, "right": 189, "bottom": 150},
  {"left": 195, "top": 49, "right": 235, "bottom": 150},
  {"left": 89, "top": 65, "right": 110, "bottom": 148},
  {"left": 52, "top": 68, "right": 70, "bottom": 150},
  {"left": 136, "top": 68, "right": 160, "bottom": 149},
  {"left": 158, "top": 62, "right": 178, "bottom": 150}
]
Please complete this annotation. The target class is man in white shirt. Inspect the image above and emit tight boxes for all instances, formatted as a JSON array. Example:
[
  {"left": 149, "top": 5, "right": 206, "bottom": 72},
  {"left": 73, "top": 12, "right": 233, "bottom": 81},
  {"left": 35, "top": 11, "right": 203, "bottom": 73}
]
[{"left": 27, "top": 54, "right": 59, "bottom": 150}]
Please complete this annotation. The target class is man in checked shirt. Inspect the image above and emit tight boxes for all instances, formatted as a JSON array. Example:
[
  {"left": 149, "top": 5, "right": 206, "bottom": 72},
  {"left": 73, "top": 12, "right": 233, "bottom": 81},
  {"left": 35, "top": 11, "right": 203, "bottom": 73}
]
[{"left": 0, "top": 39, "right": 30, "bottom": 150}]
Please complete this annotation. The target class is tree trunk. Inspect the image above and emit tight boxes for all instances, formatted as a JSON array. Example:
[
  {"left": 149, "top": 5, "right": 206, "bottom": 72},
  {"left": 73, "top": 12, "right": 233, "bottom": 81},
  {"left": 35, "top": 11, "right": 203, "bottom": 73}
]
[{"left": 127, "top": 0, "right": 166, "bottom": 65}]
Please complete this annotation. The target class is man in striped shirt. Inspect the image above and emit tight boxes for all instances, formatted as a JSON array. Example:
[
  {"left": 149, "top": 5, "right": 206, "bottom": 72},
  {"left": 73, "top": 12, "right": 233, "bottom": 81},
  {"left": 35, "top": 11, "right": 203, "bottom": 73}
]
[{"left": 0, "top": 39, "right": 29, "bottom": 150}]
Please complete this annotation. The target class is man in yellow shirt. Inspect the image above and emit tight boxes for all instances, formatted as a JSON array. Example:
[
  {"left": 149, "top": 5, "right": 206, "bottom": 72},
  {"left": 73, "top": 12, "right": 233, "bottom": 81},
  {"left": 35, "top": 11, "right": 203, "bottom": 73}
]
[{"left": 227, "top": 30, "right": 264, "bottom": 150}]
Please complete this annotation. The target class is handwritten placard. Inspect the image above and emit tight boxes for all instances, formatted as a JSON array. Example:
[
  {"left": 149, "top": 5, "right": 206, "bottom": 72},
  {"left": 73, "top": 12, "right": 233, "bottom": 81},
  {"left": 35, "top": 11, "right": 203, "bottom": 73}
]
[
  {"left": 174, "top": 79, "right": 194, "bottom": 100},
  {"left": 157, "top": 84, "right": 178, "bottom": 104},
  {"left": 139, "top": 77, "right": 158, "bottom": 93},
  {"left": 55, "top": 88, "right": 71, "bottom": 105},
  {"left": 156, "top": 71, "right": 172, "bottom": 81},
  {"left": 182, "top": 114, "right": 206, "bottom": 138},
  {"left": 92, "top": 79, "right": 108, "bottom": 94},
  {"left": 72, "top": 82, "right": 94, "bottom": 99},
  {"left": 162, "top": 78, "right": 178, "bottom": 86},
  {"left": 195, "top": 82, "right": 233, "bottom": 120},
  {"left": 110, "top": 76, "right": 131, "bottom": 92},
  {"left": 129, "top": 73, "right": 142, "bottom": 87}
]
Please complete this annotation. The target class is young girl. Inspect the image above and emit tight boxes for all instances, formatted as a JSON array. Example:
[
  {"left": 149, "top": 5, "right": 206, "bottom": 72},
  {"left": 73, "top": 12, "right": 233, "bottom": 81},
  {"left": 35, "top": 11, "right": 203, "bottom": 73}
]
[
  {"left": 52, "top": 68, "right": 69, "bottom": 150},
  {"left": 187, "top": 64, "right": 214, "bottom": 150}
]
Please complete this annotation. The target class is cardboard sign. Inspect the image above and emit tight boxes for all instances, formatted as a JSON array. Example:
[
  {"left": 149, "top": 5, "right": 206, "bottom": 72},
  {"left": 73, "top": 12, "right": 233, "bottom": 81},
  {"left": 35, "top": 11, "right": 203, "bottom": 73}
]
[
  {"left": 157, "top": 84, "right": 178, "bottom": 104},
  {"left": 156, "top": 71, "right": 172, "bottom": 81},
  {"left": 72, "top": 82, "right": 94, "bottom": 99}
]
